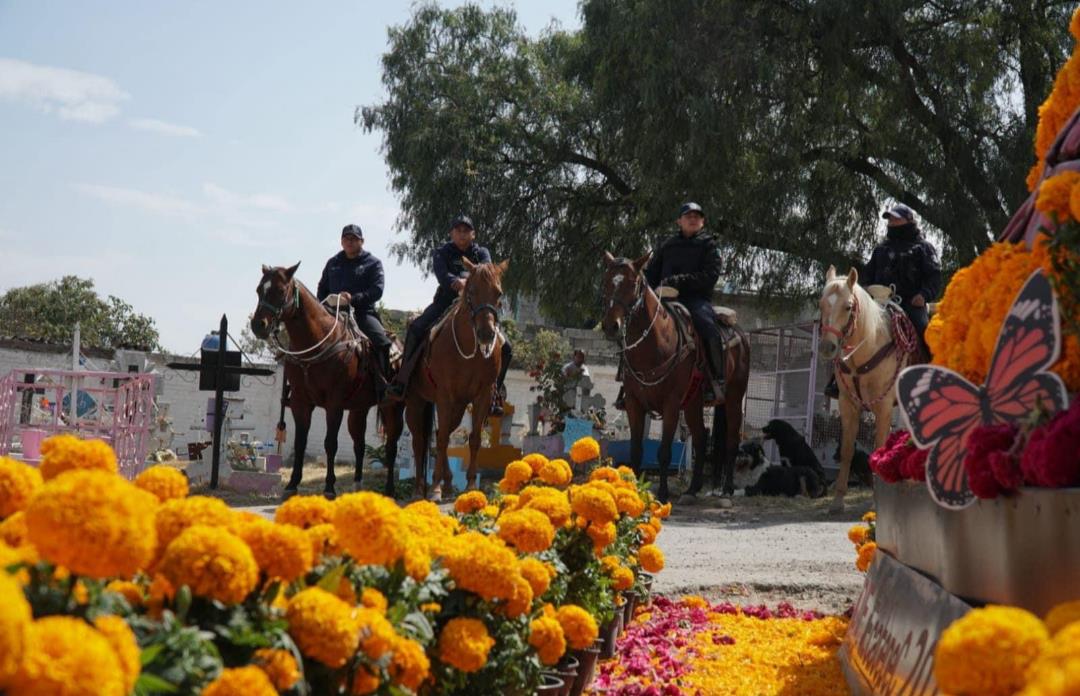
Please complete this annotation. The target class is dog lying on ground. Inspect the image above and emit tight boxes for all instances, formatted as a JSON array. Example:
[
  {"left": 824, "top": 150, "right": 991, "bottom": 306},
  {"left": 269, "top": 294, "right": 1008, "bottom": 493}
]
[
  {"left": 762, "top": 419, "right": 827, "bottom": 481},
  {"left": 831, "top": 443, "right": 874, "bottom": 487},
  {"left": 734, "top": 439, "right": 826, "bottom": 498}
]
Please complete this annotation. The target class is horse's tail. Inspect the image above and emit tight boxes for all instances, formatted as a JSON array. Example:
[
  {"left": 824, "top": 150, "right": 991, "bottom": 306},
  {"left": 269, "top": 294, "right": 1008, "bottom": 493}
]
[{"left": 421, "top": 401, "right": 435, "bottom": 481}]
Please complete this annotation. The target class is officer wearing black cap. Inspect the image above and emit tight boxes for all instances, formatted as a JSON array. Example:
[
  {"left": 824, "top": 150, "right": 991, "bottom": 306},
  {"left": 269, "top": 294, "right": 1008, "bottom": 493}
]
[
  {"left": 316, "top": 224, "right": 393, "bottom": 398},
  {"left": 644, "top": 202, "right": 726, "bottom": 405},
  {"left": 386, "top": 215, "right": 514, "bottom": 414},
  {"left": 824, "top": 203, "right": 941, "bottom": 398}
]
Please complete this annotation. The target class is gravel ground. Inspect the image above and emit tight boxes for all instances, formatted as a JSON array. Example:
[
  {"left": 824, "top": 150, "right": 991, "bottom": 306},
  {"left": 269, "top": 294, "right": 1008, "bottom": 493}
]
[{"left": 225, "top": 468, "right": 873, "bottom": 616}]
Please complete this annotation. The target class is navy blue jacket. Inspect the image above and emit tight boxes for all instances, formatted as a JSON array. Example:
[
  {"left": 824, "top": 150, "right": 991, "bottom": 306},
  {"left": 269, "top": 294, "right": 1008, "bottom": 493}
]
[
  {"left": 316, "top": 250, "right": 384, "bottom": 317},
  {"left": 644, "top": 231, "right": 722, "bottom": 300},
  {"left": 432, "top": 241, "right": 491, "bottom": 305},
  {"left": 862, "top": 226, "right": 942, "bottom": 305}
]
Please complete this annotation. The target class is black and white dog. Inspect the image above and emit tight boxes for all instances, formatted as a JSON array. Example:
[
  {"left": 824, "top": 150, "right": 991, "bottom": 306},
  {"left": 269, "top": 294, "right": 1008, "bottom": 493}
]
[
  {"left": 746, "top": 419, "right": 828, "bottom": 498},
  {"left": 832, "top": 443, "right": 874, "bottom": 487},
  {"left": 734, "top": 439, "right": 825, "bottom": 498}
]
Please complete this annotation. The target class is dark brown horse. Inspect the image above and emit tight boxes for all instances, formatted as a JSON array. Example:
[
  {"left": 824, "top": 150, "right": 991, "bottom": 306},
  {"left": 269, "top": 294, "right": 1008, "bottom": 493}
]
[
  {"left": 600, "top": 253, "right": 750, "bottom": 503},
  {"left": 405, "top": 258, "right": 507, "bottom": 500},
  {"left": 250, "top": 263, "right": 404, "bottom": 500}
]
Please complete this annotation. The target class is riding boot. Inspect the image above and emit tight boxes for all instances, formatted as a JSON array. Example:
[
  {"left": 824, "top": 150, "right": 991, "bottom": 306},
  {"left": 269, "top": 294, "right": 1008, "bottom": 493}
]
[
  {"left": 704, "top": 336, "right": 726, "bottom": 407},
  {"left": 374, "top": 344, "right": 391, "bottom": 402},
  {"left": 386, "top": 332, "right": 420, "bottom": 401},
  {"left": 490, "top": 383, "right": 506, "bottom": 417}
]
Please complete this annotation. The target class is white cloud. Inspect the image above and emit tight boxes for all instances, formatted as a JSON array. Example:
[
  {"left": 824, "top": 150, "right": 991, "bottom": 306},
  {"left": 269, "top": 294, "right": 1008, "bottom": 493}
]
[
  {"left": 128, "top": 117, "right": 201, "bottom": 137},
  {"left": 0, "top": 58, "right": 129, "bottom": 123},
  {"left": 73, "top": 183, "right": 201, "bottom": 217},
  {"left": 203, "top": 182, "right": 294, "bottom": 213}
]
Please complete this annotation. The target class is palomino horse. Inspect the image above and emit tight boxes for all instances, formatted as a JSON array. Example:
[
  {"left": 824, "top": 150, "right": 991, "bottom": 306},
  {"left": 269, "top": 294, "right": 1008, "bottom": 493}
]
[
  {"left": 405, "top": 258, "right": 508, "bottom": 500},
  {"left": 250, "top": 263, "right": 405, "bottom": 500},
  {"left": 600, "top": 252, "right": 751, "bottom": 503},
  {"left": 818, "top": 266, "right": 918, "bottom": 512}
]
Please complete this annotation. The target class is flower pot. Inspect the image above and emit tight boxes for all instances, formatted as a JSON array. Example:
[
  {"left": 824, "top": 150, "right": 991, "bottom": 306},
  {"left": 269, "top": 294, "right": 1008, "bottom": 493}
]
[
  {"left": 534, "top": 673, "right": 564, "bottom": 695},
  {"left": 540, "top": 669, "right": 572, "bottom": 696},
  {"left": 598, "top": 613, "right": 623, "bottom": 659},
  {"left": 622, "top": 592, "right": 638, "bottom": 627},
  {"left": 553, "top": 655, "right": 578, "bottom": 696},
  {"left": 571, "top": 645, "right": 601, "bottom": 695}
]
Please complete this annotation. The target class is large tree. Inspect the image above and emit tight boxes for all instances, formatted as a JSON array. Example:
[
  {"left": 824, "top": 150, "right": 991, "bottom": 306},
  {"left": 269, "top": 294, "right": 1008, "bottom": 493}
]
[
  {"left": 0, "top": 276, "right": 161, "bottom": 351},
  {"left": 361, "top": 0, "right": 1074, "bottom": 324}
]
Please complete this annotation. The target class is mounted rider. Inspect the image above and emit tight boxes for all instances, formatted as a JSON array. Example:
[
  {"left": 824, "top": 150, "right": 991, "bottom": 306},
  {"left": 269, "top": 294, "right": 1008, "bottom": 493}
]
[
  {"left": 386, "top": 215, "right": 513, "bottom": 415},
  {"left": 643, "top": 202, "right": 726, "bottom": 406},
  {"left": 316, "top": 223, "right": 392, "bottom": 400},
  {"left": 823, "top": 204, "right": 941, "bottom": 398}
]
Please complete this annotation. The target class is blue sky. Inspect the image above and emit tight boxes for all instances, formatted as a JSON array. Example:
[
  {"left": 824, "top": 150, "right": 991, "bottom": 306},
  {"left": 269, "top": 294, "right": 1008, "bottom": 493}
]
[{"left": 0, "top": 1, "right": 580, "bottom": 352}]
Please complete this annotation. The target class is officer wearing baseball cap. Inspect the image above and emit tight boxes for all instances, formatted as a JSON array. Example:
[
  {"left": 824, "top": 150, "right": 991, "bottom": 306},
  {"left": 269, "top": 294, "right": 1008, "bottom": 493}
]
[
  {"left": 316, "top": 224, "right": 393, "bottom": 398},
  {"left": 386, "top": 215, "right": 514, "bottom": 414}
]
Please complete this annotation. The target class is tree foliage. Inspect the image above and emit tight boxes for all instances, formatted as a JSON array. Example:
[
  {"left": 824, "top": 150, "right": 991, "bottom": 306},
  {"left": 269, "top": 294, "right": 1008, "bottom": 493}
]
[
  {"left": 361, "top": 0, "right": 1074, "bottom": 324},
  {"left": 0, "top": 276, "right": 161, "bottom": 351}
]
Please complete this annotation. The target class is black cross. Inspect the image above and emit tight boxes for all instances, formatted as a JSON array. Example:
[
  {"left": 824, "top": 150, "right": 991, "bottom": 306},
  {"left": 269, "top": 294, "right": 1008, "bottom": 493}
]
[{"left": 166, "top": 314, "right": 275, "bottom": 488}]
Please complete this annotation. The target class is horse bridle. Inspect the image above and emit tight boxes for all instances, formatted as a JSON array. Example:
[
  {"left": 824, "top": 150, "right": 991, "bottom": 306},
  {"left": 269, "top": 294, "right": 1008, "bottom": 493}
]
[
  {"left": 605, "top": 265, "right": 659, "bottom": 350},
  {"left": 258, "top": 280, "right": 300, "bottom": 327},
  {"left": 821, "top": 291, "right": 860, "bottom": 345}
]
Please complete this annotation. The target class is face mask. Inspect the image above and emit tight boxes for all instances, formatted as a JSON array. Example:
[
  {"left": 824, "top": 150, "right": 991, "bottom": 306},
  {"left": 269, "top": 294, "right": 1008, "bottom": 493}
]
[{"left": 887, "top": 223, "right": 917, "bottom": 240}]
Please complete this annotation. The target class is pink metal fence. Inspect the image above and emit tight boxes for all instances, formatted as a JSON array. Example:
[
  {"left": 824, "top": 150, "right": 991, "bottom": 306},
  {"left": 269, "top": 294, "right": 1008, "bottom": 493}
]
[{"left": 0, "top": 368, "right": 156, "bottom": 479}]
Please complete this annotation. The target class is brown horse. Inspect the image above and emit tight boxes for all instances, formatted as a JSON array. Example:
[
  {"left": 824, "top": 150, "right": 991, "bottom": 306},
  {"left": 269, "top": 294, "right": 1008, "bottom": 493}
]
[
  {"left": 600, "top": 252, "right": 751, "bottom": 503},
  {"left": 405, "top": 258, "right": 507, "bottom": 500},
  {"left": 250, "top": 263, "right": 404, "bottom": 500}
]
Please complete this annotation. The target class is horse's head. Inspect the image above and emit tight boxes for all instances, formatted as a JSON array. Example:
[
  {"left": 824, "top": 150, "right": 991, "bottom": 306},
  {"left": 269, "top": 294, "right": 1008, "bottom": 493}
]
[
  {"left": 818, "top": 265, "right": 860, "bottom": 361},
  {"left": 461, "top": 257, "right": 507, "bottom": 356},
  {"left": 600, "top": 251, "right": 651, "bottom": 340},
  {"left": 251, "top": 262, "right": 300, "bottom": 339}
]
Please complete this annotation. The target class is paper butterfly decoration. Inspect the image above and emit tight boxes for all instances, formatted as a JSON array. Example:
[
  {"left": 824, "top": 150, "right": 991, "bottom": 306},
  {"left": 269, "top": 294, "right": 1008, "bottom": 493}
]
[{"left": 896, "top": 270, "right": 1070, "bottom": 509}]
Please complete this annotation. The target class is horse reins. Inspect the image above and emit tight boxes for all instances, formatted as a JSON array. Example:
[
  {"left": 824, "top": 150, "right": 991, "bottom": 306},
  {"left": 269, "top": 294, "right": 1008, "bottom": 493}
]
[
  {"left": 261, "top": 280, "right": 359, "bottom": 365},
  {"left": 451, "top": 275, "right": 501, "bottom": 360},
  {"left": 608, "top": 268, "right": 690, "bottom": 387}
]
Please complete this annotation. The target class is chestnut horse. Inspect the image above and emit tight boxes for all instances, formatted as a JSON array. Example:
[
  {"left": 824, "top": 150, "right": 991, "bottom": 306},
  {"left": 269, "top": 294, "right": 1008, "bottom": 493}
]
[
  {"left": 601, "top": 253, "right": 751, "bottom": 503},
  {"left": 405, "top": 258, "right": 507, "bottom": 499},
  {"left": 251, "top": 263, "right": 404, "bottom": 500},
  {"left": 818, "top": 265, "right": 918, "bottom": 512}
]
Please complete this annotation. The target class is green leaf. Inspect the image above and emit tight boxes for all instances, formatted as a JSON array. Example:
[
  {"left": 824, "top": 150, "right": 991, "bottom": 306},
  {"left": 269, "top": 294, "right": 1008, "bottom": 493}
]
[
  {"left": 139, "top": 643, "right": 165, "bottom": 667},
  {"left": 134, "top": 673, "right": 180, "bottom": 694}
]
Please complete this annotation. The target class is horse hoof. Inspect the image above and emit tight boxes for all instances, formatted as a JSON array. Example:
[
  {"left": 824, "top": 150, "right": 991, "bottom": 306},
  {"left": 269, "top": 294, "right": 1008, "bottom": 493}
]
[
  {"left": 323, "top": 488, "right": 337, "bottom": 501},
  {"left": 428, "top": 485, "right": 443, "bottom": 502},
  {"left": 677, "top": 492, "right": 698, "bottom": 505},
  {"left": 281, "top": 487, "right": 299, "bottom": 502}
]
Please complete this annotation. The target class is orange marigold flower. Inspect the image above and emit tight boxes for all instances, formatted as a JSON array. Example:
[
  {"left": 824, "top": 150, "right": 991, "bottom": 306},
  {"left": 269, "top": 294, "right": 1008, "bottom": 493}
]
[
  {"left": 202, "top": 666, "right": 277, "bottom": 696},
  {"left": 332, "top": 491, "right": 408, "bottom": 567},
  {"left": 569, "top": 437, "right": 601, "bottom": 464},
  {"left": 275, "top": 494, "right": 334, "bottom": 529},
  {"left": 158, "top": 525, "right": 259, "bottom": 604},
  {"left": 523, "top": 452, "right": 550, "bottom": 475},
  {"left": 39, "top": 434, "right": 117, "bottom": 480},
  {"left": 538, "top": 458, "right": 573, "bottom": 487},
  {"left": 589, "top": 466, "right": 620, "bottom": 483},
  {"left": 134, "top": 465, "right": 189, "bottom": 502},
  {"left": 305, "top": 522, "right": 342, "bottom": 560},
  {"left": 10, "top": 615, "right": 126, "bottom": 696},
  {"left": 389, "top": 636, "right": 430, "bottom": 692},
  {"left": 586, "top": 521, "right": 617, "bottom": 551},
  {"left": 0, "top": 511, "right": 28, "bottom": 548},
  {"left": 571, "top": 485, "right": 617, "bottom": 525},
  {"left": 935, "top": 605, "right": 1048, "bottom": 696},
  {"left": 1035, "top": 171, "right": 1080, "bottom": 222},
  {"left": 848, "top": 525, "right": 869, "bottom": 547},
  {"left": 234, "top": 518, "right": 314, "bottom": 582},
  {"left": 105, "top": 580, "right": 144, "bottom": 608},
  {"left": 438, "top": 617, "right": 494, "bottom": 673},
  {"left": 556, "top": 605, "right": 599, "bottom": 650},
  {"left": 361, "top": 587, "right": 388, "bottom": 614},
  {"left": 0, "top": 570, "right": 32, "bottom": 686},
  {"left": 1044, "top": 599, "right": 1080, "bottom": 636},
  {"left": 504, "top": 460, "right": 534, "bottom": 486},
  {"left": 497, "top": 508, "right": 556, "bottom": 553},
  {"left": 155, "top": 495, "right": 234, "bottom": 554},
  {"left": 856, "top": 542, "right": 877, "bottom": 573},
  {"left": 639, "top": 544, "right": 665, "bottom": 573},
  {"left": 454, "top": 490, "right": 488, "bottom": 514},
  {"left": 0, "top": 457, "right": 42, "bottom": 518},
  {"left": 520, "top": 557, "right": 556, "bottom": 598},
  {"left": 25, "top": 469, "right": 158, "bottom": 578},
  {"left": 529, "top": 615, "right": 567, "bottom": 665},
  {"left": 286, "top": 587, "right": 360, "bottom": 668},
  {"left": 93, "top": 616, "right": 141, "bottom": 695},
  {"left": 253, "top": 648, "right": 300, "bottom": 691}
]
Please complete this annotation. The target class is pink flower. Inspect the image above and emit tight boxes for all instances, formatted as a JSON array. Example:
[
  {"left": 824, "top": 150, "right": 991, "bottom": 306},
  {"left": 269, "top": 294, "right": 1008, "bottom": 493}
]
[
  {"left": 899, "top": 448, "right": 928, "bottom": 481},
  {"left": 869, "top": 429, "right": 912, "bottom": 483},
  {"left": 1021, "top": 401, "right": 1080, "bottom": 487},
  {"left": 963, "top": 423, "right": 1018, "bottom": 499}
]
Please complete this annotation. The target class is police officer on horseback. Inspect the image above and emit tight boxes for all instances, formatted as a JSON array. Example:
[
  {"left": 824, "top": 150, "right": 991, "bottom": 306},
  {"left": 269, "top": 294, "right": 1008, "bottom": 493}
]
[
  {"left": 386, "top": 215, "right": 513, "bottom": 415},
  {"left": 316, "top": 223, "right": 393, "bottom": 400},
  {"left": 823, "top": 203, "right": 941, "bottom": 398},
  {"left": 643, "top": 202, "right": 726, "bottom": 405}
]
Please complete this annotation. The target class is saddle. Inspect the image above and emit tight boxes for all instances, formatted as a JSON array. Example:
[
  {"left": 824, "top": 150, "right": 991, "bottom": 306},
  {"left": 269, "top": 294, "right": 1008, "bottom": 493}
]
[
  {"left": 656, "top": 287, "right": 742, "bottom": 350},
  {"left": 320, "top": 293, "right": 402, "bottom": 364}
]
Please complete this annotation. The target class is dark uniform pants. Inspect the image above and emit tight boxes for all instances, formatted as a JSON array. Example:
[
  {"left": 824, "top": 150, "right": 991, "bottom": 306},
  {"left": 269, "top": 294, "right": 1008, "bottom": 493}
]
[
  {"left": 901, "top": 303, "right": 930, "bottom": 361},
  {"left": 404, "top": 299, "right": 513, "bottom": 387},
  {"left": 682, "top": 296, "right": 720, "bottom": 342},
  {"left": 355, "top": 312, "right": 391, "bottom": 348}
]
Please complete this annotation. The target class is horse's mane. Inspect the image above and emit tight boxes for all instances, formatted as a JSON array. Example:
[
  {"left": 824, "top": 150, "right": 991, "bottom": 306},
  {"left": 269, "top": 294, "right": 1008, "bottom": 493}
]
[{"left": 467, "top": 262, "right": 501, "bottom": 289}]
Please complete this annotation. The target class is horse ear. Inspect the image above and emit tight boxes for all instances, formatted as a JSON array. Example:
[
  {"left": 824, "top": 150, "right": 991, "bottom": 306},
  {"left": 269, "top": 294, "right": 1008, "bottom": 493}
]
[
  {"left": 825, "top": 265, "right": 836, "bottom": 282},
  {"left": 261, "top": 264, "right": 272, "bottom": 275},
  {"left": 603, "top": 251, "right": 616, "bottom": 267},
  {"left": 496, "top": 259, "right": 509, "bottom": 275},
  {"left": 462, "top": 256, "right": 476, "bottom": 272},
  {"left": 285, "top": 262, "right": 300, "bottom": 279},
  {"left": 633, "top": 252, "right": 653, "bottom": 272},
  {"left": 846, "top": 267, "right": 858, "bottom": 288}
]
